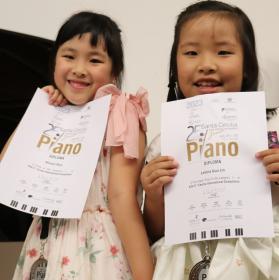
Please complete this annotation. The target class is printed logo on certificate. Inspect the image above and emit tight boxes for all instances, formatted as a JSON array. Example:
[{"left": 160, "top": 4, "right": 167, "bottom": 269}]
[
  {"left": 0, "top": 88, "right": 111, "bottom": 219},
  {"left": 161, "top": 91, "right": 273, "bottom": 245}
]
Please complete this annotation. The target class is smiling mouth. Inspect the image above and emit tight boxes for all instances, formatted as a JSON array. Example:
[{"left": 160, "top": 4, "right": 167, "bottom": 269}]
[
  {"left": 194, "top": 81, "right": 222, "bottom": 87},
  {"left": 68, "top": 80, "right": 90, "bottom": 89},
  {"left": 193, "top": 80, "right": 223, "bottom": 94}
]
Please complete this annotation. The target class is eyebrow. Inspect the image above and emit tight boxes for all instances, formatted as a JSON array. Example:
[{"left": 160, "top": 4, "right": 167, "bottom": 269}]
[
  {"left": 179, "top": 42, "right": 199, "bottom": 48},
  {"left": 60, "top": 47, "right": 106, "bottom": 56},
  {"left": 178, "top": 42, "right": 200, "bottom": 51},
  {"left": 179, "top": 40, "right": 237, "bottom": 49},
  {"left": 60, "top": 47, "right": 76, "bottom": 52},
  {"left": 215, "top": 40, "right": 238, "bottom": 46}
]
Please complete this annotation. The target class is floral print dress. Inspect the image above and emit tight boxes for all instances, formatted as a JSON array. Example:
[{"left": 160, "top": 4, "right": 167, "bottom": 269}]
[{"left": 12, "top": 84, "right": 149, "bottom": 280}]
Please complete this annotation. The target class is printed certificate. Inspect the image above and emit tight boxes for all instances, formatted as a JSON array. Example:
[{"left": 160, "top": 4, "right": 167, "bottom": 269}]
[
  {"left": 161, "top": 92, "right": 273, "bottom": 245},
  {"left": 0, "top": 88, "right": 111, "bottom": 218}
]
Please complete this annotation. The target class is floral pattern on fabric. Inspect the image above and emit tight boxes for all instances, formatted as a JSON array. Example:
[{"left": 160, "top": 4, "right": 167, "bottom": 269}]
[{"left": 13, "top": 84, "right": 148, "bottom": 280}]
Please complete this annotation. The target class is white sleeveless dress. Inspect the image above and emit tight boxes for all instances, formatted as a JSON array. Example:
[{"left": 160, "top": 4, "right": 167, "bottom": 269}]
[{"left": 149, "top": 110, "right": 279, "bottom": 280}]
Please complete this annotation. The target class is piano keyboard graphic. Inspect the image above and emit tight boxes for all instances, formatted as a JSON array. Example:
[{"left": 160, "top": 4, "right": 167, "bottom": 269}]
[
  {"left": 189, "top": 227, "right": 244, "bottom": 241},
  {"left": 10, "top": 200, "right": 59, "bottom": 217}
]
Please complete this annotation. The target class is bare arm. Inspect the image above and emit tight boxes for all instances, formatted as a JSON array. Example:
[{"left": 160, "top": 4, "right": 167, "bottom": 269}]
[
  {"left": 108, "top": 129, "right": 154, "bottom": 280},
  {"left": 141, "top": 156, "right": 178, "bottom": 242}
]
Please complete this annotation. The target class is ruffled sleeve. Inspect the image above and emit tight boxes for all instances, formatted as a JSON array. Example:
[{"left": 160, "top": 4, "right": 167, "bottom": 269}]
[{"left": 95, "top": 84, "right": 149, "bottom": 159}]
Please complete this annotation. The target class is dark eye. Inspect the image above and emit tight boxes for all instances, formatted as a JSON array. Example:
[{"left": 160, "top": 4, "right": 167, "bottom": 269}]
[
  {"left": 90, "top": 58, "right": 102, "bottom": 63},
  {"left": 218, "top": 50, "right": 232, "bottom": 56},
  {"left": 63, "top": 55, "right": 74, "bottom": 60},
  {"left": 184, "top": 51, "right": 198, "bottom": 56}
]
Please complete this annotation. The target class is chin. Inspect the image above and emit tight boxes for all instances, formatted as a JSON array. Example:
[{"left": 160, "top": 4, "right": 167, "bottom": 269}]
[{"left": 67, "top": 99, "right": 84, "bottom": 106}]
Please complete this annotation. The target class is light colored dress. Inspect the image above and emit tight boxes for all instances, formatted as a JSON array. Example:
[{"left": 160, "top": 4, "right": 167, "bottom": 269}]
[
  {"left": 13, "top": 84, "right": 149, "bottom": 280},
  {"left": 148, "top": 110, "right": 279, "bottom": 280}
]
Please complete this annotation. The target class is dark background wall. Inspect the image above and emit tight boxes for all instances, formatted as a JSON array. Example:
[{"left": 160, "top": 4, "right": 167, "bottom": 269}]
[{"left": 0, "top": 29, "right": 53, "bottom": 241}]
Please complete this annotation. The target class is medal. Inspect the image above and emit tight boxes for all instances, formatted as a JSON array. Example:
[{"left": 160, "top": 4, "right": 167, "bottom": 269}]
[
  {"left": 189, "top": 255, "right": 211, "bottom": 280},
  {"left": 30, "top": 239, "right": 47, "bottom": 280},
  {"left": 189, "top": 241, "right": 211, "bottom": 280},
  {"left": 30, "top": 255, "right": 48, "bottom": 280}
]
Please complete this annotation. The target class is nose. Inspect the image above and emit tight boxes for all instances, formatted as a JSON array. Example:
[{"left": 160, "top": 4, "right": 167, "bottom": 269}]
[
  {"left": 197, "top": 54, "right": 217, "bottom": 74},
  {"left": 72, "top": 60, "right": 87, "bottom": 77}
]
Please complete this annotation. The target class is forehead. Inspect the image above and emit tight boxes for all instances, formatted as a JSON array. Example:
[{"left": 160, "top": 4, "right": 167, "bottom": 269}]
[{"left": 179, "top": 13, "right": 240, "bottom": 45}]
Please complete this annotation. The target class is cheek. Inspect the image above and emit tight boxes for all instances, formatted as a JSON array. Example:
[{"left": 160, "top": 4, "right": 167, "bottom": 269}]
[
  {"left": 101, "top": 73, "right": 113, "bottom": 83},
  {"left": 53, "top": 61, "right": 70, "bottom": 89},
  {"left": 53, "top": 61, "right": 63, "bottom": 84},
  {"left": 53, "top": 67, "right": 59, "bottom": 86},
  {"left": 226, "top": 65, "right": 243, "bottom": 90},
  {"left": 105, "top": 64, "right": 114, "bottom": 82},
  {"left": 177, "top": 57, "right": 193, "bottom": 80},
  {"left": 98, "top": 70, "right": 114, "bottom": 84},
  {"left": 53, "top": 69, "right": 64, "bottom": 90},
  {"left": 177, "top": 63, "right": 191, "bottom": 87},
  {"left": 225, "top": 58, "right": 243, "bottom": 80}
]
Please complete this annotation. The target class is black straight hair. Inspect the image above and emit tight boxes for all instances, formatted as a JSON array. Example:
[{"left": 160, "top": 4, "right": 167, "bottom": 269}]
[
  {"left": 50, "top": 11, "right": 124, "bottom": 87},
  {"left": 167, "top": 0, "right": 258, "bottom": 102}
]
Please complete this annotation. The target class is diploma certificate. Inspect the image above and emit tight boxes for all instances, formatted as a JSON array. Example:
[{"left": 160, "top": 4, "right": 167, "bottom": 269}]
[
  {"left": 0, "top": 88, "right": 111, "bottom": 218},
  {"left": 161, "top": 92, "right": 273, "bottom": 245}
]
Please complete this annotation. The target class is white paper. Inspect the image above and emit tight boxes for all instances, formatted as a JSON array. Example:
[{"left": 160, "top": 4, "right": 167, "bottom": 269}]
[
  {"left": 0, "top": 88, "right": 111, "bottom": 218},
  {"left": 161, "top": 92, "right": 274, "bottom": 245}
]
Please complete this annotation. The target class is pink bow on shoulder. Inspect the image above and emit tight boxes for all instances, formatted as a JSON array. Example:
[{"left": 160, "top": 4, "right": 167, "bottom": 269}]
[{"left": 96, "top": 84, "right": 149, "bottom": 159}]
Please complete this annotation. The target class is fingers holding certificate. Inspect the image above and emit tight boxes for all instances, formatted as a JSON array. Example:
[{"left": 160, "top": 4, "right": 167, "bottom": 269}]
[{"left": 161, "top": 91, "right": 273, "bottom": 245}]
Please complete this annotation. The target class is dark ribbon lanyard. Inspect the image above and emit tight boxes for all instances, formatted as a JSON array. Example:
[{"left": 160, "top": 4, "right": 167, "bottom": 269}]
[{"left": 40, "top": 217, "right": 50, "bottom": 239}]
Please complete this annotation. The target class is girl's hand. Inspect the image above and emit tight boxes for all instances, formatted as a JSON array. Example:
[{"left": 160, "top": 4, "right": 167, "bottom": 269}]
[
  {"left": 141, "top": 156, "right": 178, "bottom": 241},
  {"left": 256, "top": 148, "right": 279, "bottom": 183},
  {"left": 140, "top": 156, "right": 178, "bottom": 199},
  {"left": 42, "top": 85, "right": 68, "bottom": 106}
]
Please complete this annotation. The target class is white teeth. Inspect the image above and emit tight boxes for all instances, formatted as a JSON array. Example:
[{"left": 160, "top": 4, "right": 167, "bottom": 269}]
[{"left": 197, "top": 81, "right": 218, "bottom": 87}]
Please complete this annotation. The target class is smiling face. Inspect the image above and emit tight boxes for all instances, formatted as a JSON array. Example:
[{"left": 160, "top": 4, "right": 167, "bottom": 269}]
[
  {"left": 176, "top": 13, "right": 244, "bottom": 98},
  {"left": 54, "top": 32, "right": 114, "bottom": 105}
]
